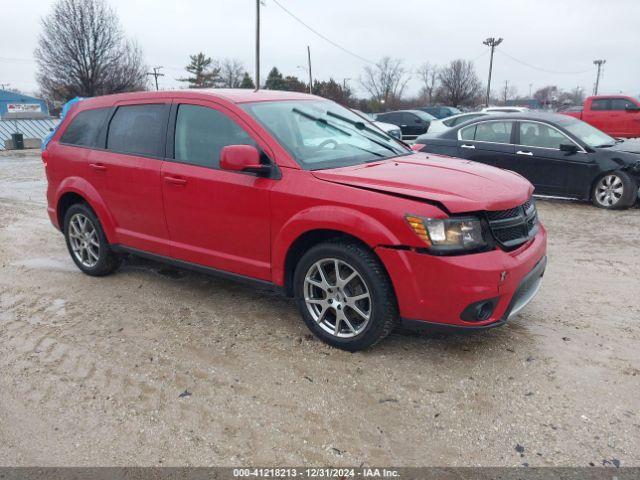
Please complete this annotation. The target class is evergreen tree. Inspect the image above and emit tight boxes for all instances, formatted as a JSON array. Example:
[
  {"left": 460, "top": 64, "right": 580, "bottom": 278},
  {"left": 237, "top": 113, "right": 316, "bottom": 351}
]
[
  {"left": 239, "top": 72, "right": 256, "bottom": 89},
  {"left": 264, "top": 67, "right": 286, "bottom": 90},
  {"left": 179, "top": 52, "right": 220, "bottom": 89}
]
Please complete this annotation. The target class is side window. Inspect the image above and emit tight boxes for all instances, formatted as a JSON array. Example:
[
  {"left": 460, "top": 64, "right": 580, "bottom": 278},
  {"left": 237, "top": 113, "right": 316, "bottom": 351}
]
[
  {"left": 591, "top": 99, "right": 610, "bottom": 111},
  {"left": 474, "top": 121, "right": 513, "bottom": 143},
  {"left": 519, "top": 122, "right": 569, "bottom": 149},
  {"left": 174, "top": 104, "right": 255, "bottom": 169},
  {"left": 460, "top": 125, "right": 476, "bottom": 141},
  {"left": 107, "top": 104, "right": 168, "bottom": 157},
  {"left": 611, "top": 98, "right": 635, "bottom": 110},
  {"left": 60, "top": 108, "right": 110, "bottom": 148}
]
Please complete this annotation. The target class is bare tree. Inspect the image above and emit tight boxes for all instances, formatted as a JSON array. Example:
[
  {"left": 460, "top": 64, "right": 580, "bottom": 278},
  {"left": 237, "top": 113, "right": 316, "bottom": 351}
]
[
  {"left": 417, "top": 62, "right": 438, "bottom": 104},
  {"left": 360, "top": 57, "right": 409, "bottom": 107},
  {"left": 501, "top": 81, "right": 518, "bottom": 104},
  {"left": 220, "top": 59, "right": 245, "bottom": 88},
  {"left": 35, "top": 0, "right": 147, "bottom": 101},
  {"left": 437, "top": 59, "right": 483, "bottom": 107}
]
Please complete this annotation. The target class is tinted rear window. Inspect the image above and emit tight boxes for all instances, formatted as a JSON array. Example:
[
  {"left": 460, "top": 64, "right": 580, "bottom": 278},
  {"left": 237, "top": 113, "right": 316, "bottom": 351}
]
[
  {"left": 60, "top": 108, "right": 110, "bottom": 147},
  {"left": 107, "top": 104, "right": 168, "bottom": 157}
]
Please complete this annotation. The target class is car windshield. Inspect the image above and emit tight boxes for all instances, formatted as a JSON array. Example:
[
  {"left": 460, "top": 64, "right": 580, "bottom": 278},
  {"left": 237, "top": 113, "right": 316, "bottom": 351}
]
[
  {"left": 242, "top": 100, "right": 410, "bottom": 170},
  {"left": 560, "top": 118, "right": 616, "bottom": 148}
]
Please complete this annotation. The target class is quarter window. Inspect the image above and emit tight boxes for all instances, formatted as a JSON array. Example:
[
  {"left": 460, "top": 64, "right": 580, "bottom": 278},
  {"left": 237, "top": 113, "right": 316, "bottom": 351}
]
[
  {"left": 519, "top": 122, "right": 568, "bottom": 149},
  {"left": 60, "top": 108, "right": 110, "bottom": 148},
  {"left": 174, "top": 104, "right": 255, "bottom": 169},
  {"left": 107, "top": 104, "right": 168, "bottom": 157}
]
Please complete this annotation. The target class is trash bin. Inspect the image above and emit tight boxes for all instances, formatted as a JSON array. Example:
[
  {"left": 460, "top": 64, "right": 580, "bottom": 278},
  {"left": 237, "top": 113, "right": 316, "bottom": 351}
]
[{"left": 11, "top": 133, "right": 24, "bottom": 150}]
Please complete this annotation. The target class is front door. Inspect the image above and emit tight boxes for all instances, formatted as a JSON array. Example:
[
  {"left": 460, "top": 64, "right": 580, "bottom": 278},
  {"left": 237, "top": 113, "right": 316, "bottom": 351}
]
[
  {"left": 161, "top": 101, "right": 275, "bottom": 281},
  {"left": 514, "top": 121, "right": 594, "bottom": 197}
]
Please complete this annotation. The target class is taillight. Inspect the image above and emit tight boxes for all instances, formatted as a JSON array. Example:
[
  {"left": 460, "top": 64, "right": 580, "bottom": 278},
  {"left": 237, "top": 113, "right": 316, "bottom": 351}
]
[
  {"left": 41, "top": 149, "right": 49, "bottom": 167},
  {"left": 411, "top": 143, "right": 424, "bottom": 152}
]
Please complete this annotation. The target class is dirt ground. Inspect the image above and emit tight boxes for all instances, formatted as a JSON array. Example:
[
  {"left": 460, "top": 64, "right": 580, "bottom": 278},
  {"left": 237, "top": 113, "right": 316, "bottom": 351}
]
[{"left": 0, "top": 150, "right": 639, "bottom": 467}]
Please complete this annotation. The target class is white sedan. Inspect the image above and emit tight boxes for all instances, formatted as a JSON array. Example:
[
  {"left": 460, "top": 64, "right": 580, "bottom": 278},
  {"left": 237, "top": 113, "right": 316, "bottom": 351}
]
[
  {"left": 426, "top": 112, "right": 489, "bottom": 134},
  {"left": 352, "top": 109, "right": 403, "bottom": 140}
]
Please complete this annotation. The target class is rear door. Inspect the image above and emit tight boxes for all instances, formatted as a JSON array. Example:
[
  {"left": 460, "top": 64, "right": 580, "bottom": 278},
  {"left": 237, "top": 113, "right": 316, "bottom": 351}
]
[
  {"left": 161, "top": 100, "right": 275, "bottom": 281},
  {"left": 456, "top": 120, "right": 516, "bottom": 169},
  {"left": 95, "top": 101, "right": 171, "bottom": 255},
  {"left": 584, "top": 98, "right": 611, "bottom": 133},
  {"left": 514, "top": 120, "right": 593, "bottom": 196}
]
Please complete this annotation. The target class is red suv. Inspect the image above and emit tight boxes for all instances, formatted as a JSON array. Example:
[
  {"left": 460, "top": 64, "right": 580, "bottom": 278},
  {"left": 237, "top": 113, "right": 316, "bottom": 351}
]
[{"left": 43, "top": 89, "right": 547, "bottom": 350}]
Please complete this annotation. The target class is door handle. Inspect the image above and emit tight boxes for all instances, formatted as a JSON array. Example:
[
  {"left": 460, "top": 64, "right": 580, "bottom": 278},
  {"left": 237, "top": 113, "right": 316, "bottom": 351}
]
[
  {"left": 164, "top": 176, "right": 187, "bottom": 186},
  {"left": 461, "top": 144, "right": 476, "bottom": 149},
  {"left": 89, "top": 163, "right": 107, "bottom": 171},
  {"left": 516, "top": 150, "right": 533, "bottom": 156}
]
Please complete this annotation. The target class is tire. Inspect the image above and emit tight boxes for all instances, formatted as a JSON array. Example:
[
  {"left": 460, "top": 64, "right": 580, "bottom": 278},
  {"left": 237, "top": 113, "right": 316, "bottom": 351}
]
[
  {"left": 63, "top": 203, "right": 121, "bottom": 276},
  {"left": 293, "top": 239, "right": 398, "bottom": 351},
  {"left": 591, "top": 170, "right": 638, "bottom": 209}
]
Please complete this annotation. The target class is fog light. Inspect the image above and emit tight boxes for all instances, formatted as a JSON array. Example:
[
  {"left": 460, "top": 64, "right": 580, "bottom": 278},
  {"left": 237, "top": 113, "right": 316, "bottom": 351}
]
[{"left": 460, "top": 298, "right": 498, "bottom": 322}]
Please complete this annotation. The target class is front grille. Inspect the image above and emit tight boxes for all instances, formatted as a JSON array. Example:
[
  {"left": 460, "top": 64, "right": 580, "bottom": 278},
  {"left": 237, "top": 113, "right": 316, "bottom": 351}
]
[{"left": 486, "top": 198, "right": 538, "bottom": 250}]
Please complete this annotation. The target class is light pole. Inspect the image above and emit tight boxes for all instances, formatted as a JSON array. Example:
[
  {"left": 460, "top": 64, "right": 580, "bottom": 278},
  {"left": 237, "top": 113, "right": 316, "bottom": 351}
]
[
  {"left": 255, "top": 0, "right": 261, "bottom": 90},
  {"left": 593, "top": 59, "right": 606, "bottom": 95},
  {"left": 483, "top": 37, "right": 503, "bottom": 107},
  {"left": 307, "top": 46, "right": 313, "bottom": 94}
]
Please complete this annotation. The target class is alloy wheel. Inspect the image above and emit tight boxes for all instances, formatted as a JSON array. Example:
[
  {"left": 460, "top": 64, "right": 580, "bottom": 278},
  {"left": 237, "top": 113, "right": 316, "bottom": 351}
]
[
  {"left": 303, "top": 258, "right": 372, "bottom": 338},
  {"left": 68, "top": 213, "right": 100, "bottom": 268},
  {"left": 595, "top": 174, "right": 624, "bottom": 207}
]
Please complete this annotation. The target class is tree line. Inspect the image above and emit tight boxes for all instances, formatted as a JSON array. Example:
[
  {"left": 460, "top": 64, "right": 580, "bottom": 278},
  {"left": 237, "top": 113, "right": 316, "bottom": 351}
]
[{"left": 34, "top": 0, "right": 586, "bottom": 113}]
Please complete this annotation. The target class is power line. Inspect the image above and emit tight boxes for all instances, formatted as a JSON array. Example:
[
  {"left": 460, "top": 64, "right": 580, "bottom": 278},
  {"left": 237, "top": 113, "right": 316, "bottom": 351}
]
[
  {"left": 269, "top": 0, "right": 376, "bottom": 65},
  {"left": 496, "top": 49, "right": 592, "bottom": 75}
]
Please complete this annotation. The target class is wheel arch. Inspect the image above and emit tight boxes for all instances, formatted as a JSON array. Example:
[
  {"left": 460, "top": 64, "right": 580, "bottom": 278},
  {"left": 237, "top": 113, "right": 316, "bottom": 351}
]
[{"left": 55, "top": 178, "right": 117, "bottom": 242}]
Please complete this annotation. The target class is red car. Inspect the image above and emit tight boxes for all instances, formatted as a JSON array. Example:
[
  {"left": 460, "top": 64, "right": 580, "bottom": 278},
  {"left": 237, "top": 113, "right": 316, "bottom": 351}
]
[
  {"left": 561, "top": 95, "right": 640, "bottom": 138},
  {"left": 43, "top": 89, "right": 547, "bottom": 351}
]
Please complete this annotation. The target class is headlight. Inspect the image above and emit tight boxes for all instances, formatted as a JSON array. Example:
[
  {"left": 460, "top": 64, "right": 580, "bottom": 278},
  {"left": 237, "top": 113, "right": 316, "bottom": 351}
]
[
  {"left": 389, "top": 129, "right": 402, "bottom": 139},
  {"left": 405, "top": 215, "right": 488, "bottom": 253}
]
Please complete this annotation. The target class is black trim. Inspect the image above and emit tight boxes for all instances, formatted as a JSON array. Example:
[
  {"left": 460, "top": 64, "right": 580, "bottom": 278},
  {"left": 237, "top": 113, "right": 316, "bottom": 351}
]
[{"left": 111, "top": 245, "right": 282, "bottom": 292}]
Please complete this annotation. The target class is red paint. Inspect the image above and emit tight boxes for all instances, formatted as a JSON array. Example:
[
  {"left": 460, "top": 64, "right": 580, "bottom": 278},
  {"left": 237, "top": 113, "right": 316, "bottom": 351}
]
[
  {"left": 45, "top": 89, "right": 547, "bottom": 328},
  {"left": 561, "top": 95, "right": 640, "bottom": 138}
]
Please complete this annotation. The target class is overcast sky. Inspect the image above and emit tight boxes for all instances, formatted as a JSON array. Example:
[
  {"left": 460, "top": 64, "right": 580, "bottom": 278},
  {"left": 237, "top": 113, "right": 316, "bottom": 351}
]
[{"left": 1, "top": 0, "right": 639, "bottom": 99}]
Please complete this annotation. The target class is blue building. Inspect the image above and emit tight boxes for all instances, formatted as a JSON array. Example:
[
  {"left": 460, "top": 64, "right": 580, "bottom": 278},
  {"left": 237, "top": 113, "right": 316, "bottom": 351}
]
[{"left": 0, "top": 89, "right": 49, "bottom": 119}]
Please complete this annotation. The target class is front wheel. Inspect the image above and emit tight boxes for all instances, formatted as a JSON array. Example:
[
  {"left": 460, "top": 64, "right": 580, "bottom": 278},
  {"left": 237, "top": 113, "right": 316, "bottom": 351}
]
[
  {"left": 63, "top": 203, "right": 121, "bottom": 276},
  {"left": 592, "top": 171, "right": 638, "bottom": 209},
  {"left": 293, "top": 240, "right": 398, "bottom": 351}
]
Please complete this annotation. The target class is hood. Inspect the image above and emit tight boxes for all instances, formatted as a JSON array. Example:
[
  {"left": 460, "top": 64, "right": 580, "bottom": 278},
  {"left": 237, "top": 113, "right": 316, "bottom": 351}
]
[
  {"left": 311, "top": 153, "right": 534, "bottom": 214},
  {"left": 607, "top": 140, "right": 640, "bottom": 155}
]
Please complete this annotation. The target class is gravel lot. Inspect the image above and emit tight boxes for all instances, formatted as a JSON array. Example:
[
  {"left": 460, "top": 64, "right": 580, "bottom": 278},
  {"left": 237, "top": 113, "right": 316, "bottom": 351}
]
[{"left": 0, "top": 150, "right": 639, "bottom": 467}]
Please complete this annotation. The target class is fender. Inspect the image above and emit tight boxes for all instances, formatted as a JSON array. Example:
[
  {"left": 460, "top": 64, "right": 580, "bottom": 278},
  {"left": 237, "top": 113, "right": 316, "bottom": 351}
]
[
  {"left": 271, "top": 205, "right": 403, "bottom": 285},
  {"left": 55, "top": 177, "right": 118, "bottom": 243}
]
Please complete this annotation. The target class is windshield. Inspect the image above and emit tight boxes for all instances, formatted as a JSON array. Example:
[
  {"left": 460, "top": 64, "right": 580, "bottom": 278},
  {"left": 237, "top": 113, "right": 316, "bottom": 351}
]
[
  {"left": 560, "top": 118, "right": 616, "bottom": 148},
  {"left": 242, "top": 100, "right": 410, "bottom": 170},
  {"left": 414, "top": 110, "right": 437, "bottom": 121}
]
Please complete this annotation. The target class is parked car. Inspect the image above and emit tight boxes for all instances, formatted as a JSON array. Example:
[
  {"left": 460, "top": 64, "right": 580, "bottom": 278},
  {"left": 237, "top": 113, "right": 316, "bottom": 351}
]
[
  {"left": 43, "top": 89, "right": 546, "bottom": 351},
  {"left": 375, "top": 110, "right": 436, "bottom": 140},
  {"left": 427, "top": 112, "right": 489, "bottom": 134},
  {"left": 418, "top": 106, "right": 461, "bottom": 119},
  {"left": 414, "top": 112, "right": 640, "bottom": 209},
  {"left": 352, "top": 109, "right": 402, "bottom": 139},
  {"left": 559, "top": 95, "right": 640, "bottom": 138},
  {"left": 481, "top": 106, "right": 530, "bottom": 113}
]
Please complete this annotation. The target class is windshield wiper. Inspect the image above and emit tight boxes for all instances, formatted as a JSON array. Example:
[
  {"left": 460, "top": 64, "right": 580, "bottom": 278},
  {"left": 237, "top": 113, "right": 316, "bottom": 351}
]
[
  {"left": 292, "top": 108, "right": 351, "bottom": 137},
  {"left": 325, "top": 111, "right": 402, "bottom": 155},
  {"left": 594, "top": 143, "right": 616, "bottom": 148}
]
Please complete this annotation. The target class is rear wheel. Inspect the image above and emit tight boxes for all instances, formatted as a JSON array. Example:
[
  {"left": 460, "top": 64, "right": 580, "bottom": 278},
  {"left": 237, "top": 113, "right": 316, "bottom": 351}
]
[
  {"left": 63, "top": 203, "right": 121, "bottom": 276},
  {"left": 592, "top": 171, "right": 638, "bottom": 209},
  {"left": 293, "top": 239, "right": 398, "bottom": 351}
]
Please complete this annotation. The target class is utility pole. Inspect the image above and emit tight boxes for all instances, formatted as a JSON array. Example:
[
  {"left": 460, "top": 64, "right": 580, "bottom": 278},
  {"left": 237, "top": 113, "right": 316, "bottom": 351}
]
[
  {"left": 529, "top": 83, "right": 533, "bottom": 98},
  {"left": 483, "top": 37, "right": 503, "bottom": 107},
  {"left": 0, "top": 83, "right": 10, "bottom": 91},
  {"left": 146, "top": 67, "right": 164, "bottom": 91},
  {"left": 307, "top": 46, "right": 313, "bottom": 94},
  {"left": 255, "top": 0, "right": 261, "bottom": 90},
  {"left": 502, "top": 80, "right": 509, "bottom": 104},
  {"left": 593, "top": 59, "right": 606, "bottom": 95}
]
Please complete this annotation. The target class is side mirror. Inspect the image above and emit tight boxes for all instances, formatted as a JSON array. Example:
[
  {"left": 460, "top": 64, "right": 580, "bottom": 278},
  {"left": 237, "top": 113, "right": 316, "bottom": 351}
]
[
  {"left": 625, "top": 104, "right": 640, "bottom": 112},
  {"left": 220, "top": 145, "right": 271, "bottom": 175},
  {"left": 559, "top": 143, "right": 579, "bottom": 153}
]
